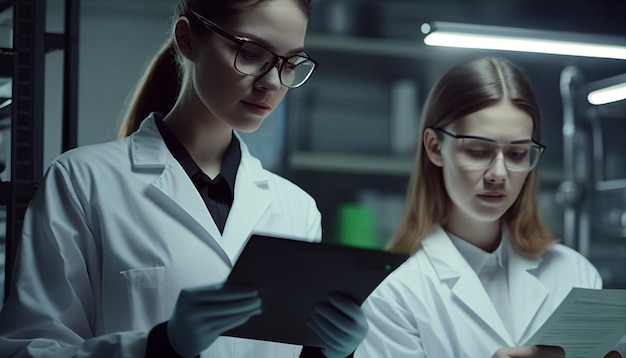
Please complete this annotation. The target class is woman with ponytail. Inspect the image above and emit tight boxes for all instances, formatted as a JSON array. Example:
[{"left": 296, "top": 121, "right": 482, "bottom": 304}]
[
  {"left": 119, "top": 39, "right": 181, "bottom": 138},
  {"left": 0, "top": 1, "right": 368, "bottom": 357}
]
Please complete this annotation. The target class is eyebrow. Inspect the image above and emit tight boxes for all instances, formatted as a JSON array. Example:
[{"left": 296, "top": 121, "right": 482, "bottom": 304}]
[
  {"left": 456, "top": 133, "right": 535, "bottom": 145},
  {"left": 235, "top": 32, "right": 307, "bottom": 56},
  {"left": 190, "top": 10, "right": 307, "bottom": 56},
  {"left": 509, "top": 139, "right": 533, "bottom": 145},
  {"left": 461, "top": 134, "right": 535, "bottom": 145}
]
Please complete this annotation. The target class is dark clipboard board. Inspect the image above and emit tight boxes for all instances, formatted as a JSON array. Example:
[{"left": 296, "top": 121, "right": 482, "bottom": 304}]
[{"left": 221, "top": 234, "right": 409, "bottom": 347}]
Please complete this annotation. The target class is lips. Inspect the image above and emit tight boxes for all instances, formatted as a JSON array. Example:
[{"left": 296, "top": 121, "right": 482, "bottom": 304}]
[
  {"left": 243, "top": 100, "right": 271, "bottom": 110},
  {"left": 477, "top": 192, "right": 506, "bottom": 203},
  {"left": 241, "top": 101, "right": 272, "bottom": 115},
  {"left": 479, "top": 192, "right": 505, "bottom": 197}
]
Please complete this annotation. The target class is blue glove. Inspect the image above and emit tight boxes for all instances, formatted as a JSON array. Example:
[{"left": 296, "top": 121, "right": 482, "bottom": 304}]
[
  {"left": 306, "top": 293, "right": 369, "bottom": 358},
  {"left": 167, "top": 283, "right": 262, "bottom": 357}
]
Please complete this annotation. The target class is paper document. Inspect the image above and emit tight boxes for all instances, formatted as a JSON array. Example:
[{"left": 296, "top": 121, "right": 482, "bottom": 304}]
[{"left": 525, "top": 288, "right": 626, "bottom": 358}]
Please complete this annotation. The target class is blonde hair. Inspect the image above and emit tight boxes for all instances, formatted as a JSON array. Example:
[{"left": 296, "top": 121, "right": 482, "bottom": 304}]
[
  {"left": 388, "top": 57, "right": 556, "bottom": 257},
  {"left": 118, "top": 40, "right": 181, "bottom": 138}
]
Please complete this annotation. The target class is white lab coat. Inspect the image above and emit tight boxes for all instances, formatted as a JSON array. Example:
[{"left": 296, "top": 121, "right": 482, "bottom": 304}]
[
  {"left": 0, "top": 115, "right": 322, "bottom": 358},
  {"left": 355, "top": 225, "right": 607, "bottom": 358}
]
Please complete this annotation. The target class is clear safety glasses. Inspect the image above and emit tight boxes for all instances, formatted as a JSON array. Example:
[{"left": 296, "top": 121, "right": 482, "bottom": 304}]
[{"left": 434, "top": 127, "right": 546, "bottom": 171}]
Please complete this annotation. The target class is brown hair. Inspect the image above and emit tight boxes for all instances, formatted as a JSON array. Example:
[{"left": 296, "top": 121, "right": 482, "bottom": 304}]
[
  {"left": 118, "top": 0, "right": 312, "bottom": 138},
  {"left": 388, "top": 57, "right": 556, "bottom": 257}
]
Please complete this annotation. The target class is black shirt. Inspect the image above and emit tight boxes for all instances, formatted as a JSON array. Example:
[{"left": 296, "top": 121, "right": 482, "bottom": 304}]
[{"left": 155, "top": 114, "right": 241, "bottom": 234}]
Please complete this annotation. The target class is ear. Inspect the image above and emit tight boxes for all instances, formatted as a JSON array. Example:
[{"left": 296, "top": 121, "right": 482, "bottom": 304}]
[
  {"left": 174, "top": 17, "right": 196, "bottom": 62},
  {"left": 423, "top": 128, "right": 444, "bottom": 167}
]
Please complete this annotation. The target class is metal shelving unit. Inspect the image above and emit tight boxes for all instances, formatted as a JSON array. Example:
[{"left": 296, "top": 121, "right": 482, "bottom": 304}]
[
  {"left": 0, "top": 0, "right": 79, "bottom": 302},
  {"left": 281, "top": 33, "right": 433, "bottom": 247},
  {"left": 558, "top": 67, "right": 626, "bottom": 289}
]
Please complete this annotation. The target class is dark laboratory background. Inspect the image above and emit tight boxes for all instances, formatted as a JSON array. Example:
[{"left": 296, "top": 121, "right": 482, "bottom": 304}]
[{"left": 0, "top": 0, "right": 625, "bottom": 306}]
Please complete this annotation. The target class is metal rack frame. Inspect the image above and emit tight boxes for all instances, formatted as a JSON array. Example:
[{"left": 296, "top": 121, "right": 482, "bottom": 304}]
[
  {"left": 556, "top": 66, "right": 625, "bottom": 255},
  {"left": 0, "top": 0, "right": 79, "bottom": 302}
]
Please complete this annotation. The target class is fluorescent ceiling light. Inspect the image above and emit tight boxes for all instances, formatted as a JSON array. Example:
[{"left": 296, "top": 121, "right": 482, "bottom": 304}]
[
  {"left": 586, "top": 73, "right": 626, "bottom": 105},
  {"left": 421, "top": 22, "right": 626, "bottom": 60},
  {"left": 587, "top": 83, "right": 626, "bottom": 105}
]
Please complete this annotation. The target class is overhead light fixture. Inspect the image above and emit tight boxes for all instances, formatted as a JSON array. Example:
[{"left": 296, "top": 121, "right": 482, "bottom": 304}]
[
  {"left": 421, "top": 22, "right": 626, "bottom": 60},
  {"left": 586, "top": 73, "right": 626, "bottom": 105},
  {"left": 588, "top": 83, "right": 626, "bottom": 105}
]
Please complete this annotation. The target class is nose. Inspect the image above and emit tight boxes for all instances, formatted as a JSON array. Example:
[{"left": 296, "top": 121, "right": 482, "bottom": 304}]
[
  {"left": 484, "top": 151, "right": 507, "bottom": 183},
  {"left": 255, "top": 61, "right": 282, "bottom": 91}
]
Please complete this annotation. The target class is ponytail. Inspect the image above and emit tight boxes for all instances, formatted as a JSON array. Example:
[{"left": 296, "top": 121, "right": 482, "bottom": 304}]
[{"left": 118, "top": 40, "right": 181, "bottom": 138}]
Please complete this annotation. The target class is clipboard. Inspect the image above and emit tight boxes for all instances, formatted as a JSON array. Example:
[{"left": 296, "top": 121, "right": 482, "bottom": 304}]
[{"left": 221, "top": 234, "right": 409, "bottom": 347}]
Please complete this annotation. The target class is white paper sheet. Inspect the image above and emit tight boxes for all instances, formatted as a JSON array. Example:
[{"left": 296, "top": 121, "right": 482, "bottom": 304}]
[{"left": 525, "top": 288, "right": 626, "bottom": 358}]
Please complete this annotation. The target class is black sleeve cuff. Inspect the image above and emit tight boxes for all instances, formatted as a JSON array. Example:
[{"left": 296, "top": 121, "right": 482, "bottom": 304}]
[
  {"left": 144, "top": 321, "right": 183, "bottom": 358},
  {"left": 300, "top": 346, "right": 354, "bottom": 358}
]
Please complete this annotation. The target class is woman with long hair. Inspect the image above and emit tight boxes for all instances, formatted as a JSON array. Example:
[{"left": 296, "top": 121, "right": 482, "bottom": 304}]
[{"left": 355, "top": 57, "right": 622, "bottom": 358}]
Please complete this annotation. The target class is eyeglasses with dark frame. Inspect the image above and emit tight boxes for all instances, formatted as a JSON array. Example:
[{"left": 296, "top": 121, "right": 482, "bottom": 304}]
[
  {"left": 434, "top": 127, "right": 546, "bottom": 171},
  {"left": 189, "top": 10, "right": 318, "bottom": 89}
]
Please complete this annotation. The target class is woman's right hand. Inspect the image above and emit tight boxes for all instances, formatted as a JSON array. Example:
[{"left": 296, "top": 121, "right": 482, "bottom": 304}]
[
  {"left": 167, "top": 283, "right": 262, "bottom": 357},
  {"left": 492, "top": 345, "right": 565, "bottom": 358}
]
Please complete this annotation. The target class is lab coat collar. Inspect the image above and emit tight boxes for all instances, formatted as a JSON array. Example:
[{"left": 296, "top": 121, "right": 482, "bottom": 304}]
[
  {"left": 505, "top": 233, "right": 548, "bottom": 344},
  {"left": 130, "top": 113, "right": 171, "bottom": 168},
  {"left": 234, "top": 131, "right": 271, "bottom": 184},
  {"left": 220, "top": 132, "right": 271, "bottom": 262},
  {"left": 422, "top": 226, "right": 512, "bottom": 344},
  {"left": 130, "top": 115, "right": 229, "bottom": 263},
  {"left": 449, "top": 232, "right": 507, "bottom": 273},
  {"left": 129, "top": 114, "right": 270, "bottom": 183},
  {"left": 422, "top": 226, "right": 548, "bottom": 345},
  {"left": 421, "top": 226, "right": 477, "bottom": 281},
  {"left": 129, "top": 115, "right": 272, "bottom": 266}
]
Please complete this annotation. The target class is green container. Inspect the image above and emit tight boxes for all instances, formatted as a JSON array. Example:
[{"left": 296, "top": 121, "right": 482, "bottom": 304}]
[{"left": 336, "top": 203, "right": 380, "bottom": 249}]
